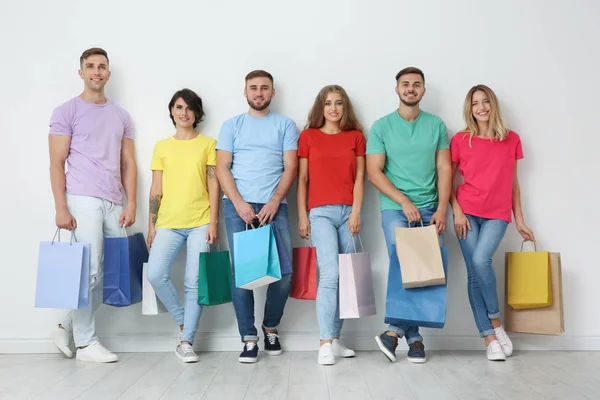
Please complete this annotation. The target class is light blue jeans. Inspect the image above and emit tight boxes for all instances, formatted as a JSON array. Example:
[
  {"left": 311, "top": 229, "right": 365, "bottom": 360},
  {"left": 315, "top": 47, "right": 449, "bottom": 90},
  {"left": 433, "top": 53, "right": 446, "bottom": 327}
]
[
  {"left": 309, "top": 205, "right": 355, "bottom": 340},
  {"left": 147, "top": 225, "right": 209, "bottom": 344},
  {"left": 60, "top": 194, "right": 123, "bottom": 347},
  {"left": 456, "top": 215, "right": 508, "bottom": 337},
  {"left": 381, "top": 204, "right": 441, "bottom": 345}
]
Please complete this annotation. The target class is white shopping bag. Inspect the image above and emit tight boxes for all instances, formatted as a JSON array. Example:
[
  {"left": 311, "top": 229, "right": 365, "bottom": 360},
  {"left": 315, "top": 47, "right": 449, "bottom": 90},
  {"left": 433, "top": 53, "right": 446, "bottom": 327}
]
[{"left": 142, "top": 263, "right": 167, "bottom": 315}]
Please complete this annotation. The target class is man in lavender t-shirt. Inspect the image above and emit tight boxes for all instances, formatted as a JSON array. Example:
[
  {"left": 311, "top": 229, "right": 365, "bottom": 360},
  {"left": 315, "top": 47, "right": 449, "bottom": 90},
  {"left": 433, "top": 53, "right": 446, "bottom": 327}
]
[{"left": 48, "top": 47, "right": 138, "bottom": 363}]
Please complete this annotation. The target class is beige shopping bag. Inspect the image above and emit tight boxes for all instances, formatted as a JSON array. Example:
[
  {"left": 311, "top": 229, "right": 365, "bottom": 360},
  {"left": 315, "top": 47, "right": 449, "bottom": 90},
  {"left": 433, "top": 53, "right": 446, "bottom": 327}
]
[
  {"left": 505, "top": 252, "right": 564, "bottom": 335},
  {"left": 394, "top": 224, "right": 445, "bottom": 288}
]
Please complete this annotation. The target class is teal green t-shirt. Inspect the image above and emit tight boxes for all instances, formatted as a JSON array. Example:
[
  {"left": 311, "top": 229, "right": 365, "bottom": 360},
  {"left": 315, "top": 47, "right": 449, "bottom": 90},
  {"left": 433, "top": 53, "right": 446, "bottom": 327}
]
[{"left": 366, "top": 110, "right": 449, "bottom": 211}]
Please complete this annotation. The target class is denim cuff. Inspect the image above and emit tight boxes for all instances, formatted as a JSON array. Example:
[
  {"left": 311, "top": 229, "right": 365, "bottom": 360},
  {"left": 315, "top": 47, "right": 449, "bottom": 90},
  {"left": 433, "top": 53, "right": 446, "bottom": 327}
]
[
  {"left": 242, "top": 335, "right": 259, "bottom": 342},
  {"left": 488, "top": 311, "right": 501, "bottom": 319},
  {"left": 406, "top": 334, "right": 424, "bottom": 345},
  {"left": 481, "top": 329, "right": 496, "bottom": 338},
  {"left": 386, "top": 325, "right": 406, "bottom": 337}
]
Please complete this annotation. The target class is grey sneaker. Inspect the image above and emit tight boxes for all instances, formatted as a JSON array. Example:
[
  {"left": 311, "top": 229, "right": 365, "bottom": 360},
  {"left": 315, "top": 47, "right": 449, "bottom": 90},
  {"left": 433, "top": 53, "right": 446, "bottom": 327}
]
[{"left": 175, "top": 342, "right": 199, "bottom": 363}]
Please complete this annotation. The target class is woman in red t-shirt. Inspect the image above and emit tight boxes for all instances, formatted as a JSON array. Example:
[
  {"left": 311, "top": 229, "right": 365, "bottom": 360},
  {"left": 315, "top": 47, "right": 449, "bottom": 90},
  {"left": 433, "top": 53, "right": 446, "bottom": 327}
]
[
  {"left": 450, "top": 85, "right": 535, "bottom": 361},
  {"left": 297, "top": 85, "right": 366, "bottom": 365}
]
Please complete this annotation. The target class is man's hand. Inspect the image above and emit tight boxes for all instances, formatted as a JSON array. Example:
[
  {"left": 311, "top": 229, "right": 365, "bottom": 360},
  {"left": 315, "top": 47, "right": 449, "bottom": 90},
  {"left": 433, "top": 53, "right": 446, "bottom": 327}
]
[
  {"left": 234, "top": 200, "right": 256, "bottom": 225},
  {"left": 257, "top": 199, "right": 280, "bottom": 226},
  {"left": 430, "top": 208, "right": 447, "bottom": 234},
  {"left": 56, "top": 209, "right": 77, "bottom": 230},
  {"left": 120, "top": 205, "right": 136, "bottom": 227},
  {"left": 400, "top": 199, "right": 421, "bottom": 224}
]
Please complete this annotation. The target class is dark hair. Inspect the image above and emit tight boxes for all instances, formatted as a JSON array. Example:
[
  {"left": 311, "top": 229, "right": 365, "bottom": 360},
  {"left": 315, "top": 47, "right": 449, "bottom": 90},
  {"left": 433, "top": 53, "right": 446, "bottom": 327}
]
[
  {"left": 80, "top": 47, "right": 109, "bottom": 67},
  {"left": 245, "top": 70, "right": 274, "bottom": 85},
  {"left": 168, "top": 89, "right": 204, "bottom": 128},
  {"left": 395, "top": 67, "right": 425, "bottom": 84}
]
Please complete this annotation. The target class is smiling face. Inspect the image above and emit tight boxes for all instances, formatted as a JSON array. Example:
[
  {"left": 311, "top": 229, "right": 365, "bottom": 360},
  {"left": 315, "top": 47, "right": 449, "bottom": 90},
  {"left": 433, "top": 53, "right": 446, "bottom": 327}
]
[
  {"left": 471, "top": 90, "right": 491, "bottom": 123},
  {"left": 323, "top": 92, "right": 344, "bottom": 124},
  {"left": 78, "top": 54, "right": 110, "bottom": 93},
  {"left": 395, "top": 72, "right": 425, "bottom": 106},
  {"left": 170, "top": 97, "right": 196, "bottom": 129},
  {"left": 244, "top": 77, "right": 274, "bottom": 111}
]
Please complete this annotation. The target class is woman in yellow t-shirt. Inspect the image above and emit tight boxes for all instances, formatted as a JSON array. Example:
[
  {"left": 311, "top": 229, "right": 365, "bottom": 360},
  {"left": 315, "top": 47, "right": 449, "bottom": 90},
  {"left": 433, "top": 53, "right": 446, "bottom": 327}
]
[{"left": 146, "top": 88, "right": 219, "bottom": 363}]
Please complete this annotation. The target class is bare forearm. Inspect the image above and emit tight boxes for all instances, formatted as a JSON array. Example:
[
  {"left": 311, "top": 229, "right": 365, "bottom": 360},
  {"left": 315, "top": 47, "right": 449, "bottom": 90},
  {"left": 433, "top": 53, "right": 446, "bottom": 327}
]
[
  {"left": 207, "top": 166, "right": 220, "bottom": 225},
  {"left": 216, "top": 166, "right": 243, "bottom": 204},
  {"left": 351, "top": 177, "right": 364, "bottom": 213},
  {"left": 436, "top": 167, "right": 451, "bottom": 212},
  {"left": 297, "top": 177, "right": 308, "bottom": 219},
  {"left": 148, "top": 193, "right": 162, "bottom": 228},
  {"left": 270, "top": 167, "right": 297, "bottom": 204},
  {"left": 122, "top": 162, "right": 138, "bottom": 208},
  {"left": 512, "top": 184, "right": 525, "bottom": 224},
  {"left": 369, "top": 169, "right": 410, "bottom": 206},
  {"left": 49, "top": 163, "right": 68, "bottom": 212}
]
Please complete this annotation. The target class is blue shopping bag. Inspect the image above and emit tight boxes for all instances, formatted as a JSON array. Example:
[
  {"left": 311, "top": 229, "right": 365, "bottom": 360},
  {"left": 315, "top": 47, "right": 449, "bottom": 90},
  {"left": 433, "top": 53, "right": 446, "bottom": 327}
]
[
  {"left": 103, "top": 231, "right": 148, "bottom": 307},
  {"left": 270, "top": 223, "right": 292, "bottom": 276},
  {"left": 384, "top": 245, "right": 448, "bottom": 328},
  {"left": 233, "top": 224, "right": 281, "bottom": 290},
  {"left": 35, "top": 229, "right": 90, "bottom": 309}
]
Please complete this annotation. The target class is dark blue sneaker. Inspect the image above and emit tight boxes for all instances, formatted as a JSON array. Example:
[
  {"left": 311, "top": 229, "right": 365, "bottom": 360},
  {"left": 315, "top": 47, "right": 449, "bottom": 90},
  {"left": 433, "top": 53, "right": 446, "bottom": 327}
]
[
  {"left": 239, "top": 342, "right": 258, "bottom": 363},
  {"left": 262, "top": 328, "right": 283, "bottom": 356},
  {"left": 375, "top": 332, "right": 398, "bottom": 362},
  {"left": 407, "top": 341, "right": 426, "bottom": 363}
]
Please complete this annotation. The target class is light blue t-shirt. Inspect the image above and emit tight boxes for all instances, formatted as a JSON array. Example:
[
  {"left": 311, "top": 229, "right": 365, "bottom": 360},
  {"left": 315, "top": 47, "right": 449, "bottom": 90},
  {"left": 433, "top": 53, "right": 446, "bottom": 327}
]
[{"left": 216, "top": 111, "right": 299, "bottom": 204}]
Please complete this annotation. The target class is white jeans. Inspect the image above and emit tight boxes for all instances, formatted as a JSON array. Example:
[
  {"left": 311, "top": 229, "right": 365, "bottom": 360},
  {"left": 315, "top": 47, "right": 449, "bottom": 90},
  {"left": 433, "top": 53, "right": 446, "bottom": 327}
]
[{"left": 60, "top": 194, "right": 123, "bottom": 347}]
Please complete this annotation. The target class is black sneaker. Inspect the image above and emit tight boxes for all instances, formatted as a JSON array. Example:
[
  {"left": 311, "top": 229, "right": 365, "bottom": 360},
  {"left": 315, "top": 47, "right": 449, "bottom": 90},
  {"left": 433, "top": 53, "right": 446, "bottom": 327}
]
[
  {"left": 263, "top": 328, "right": 283, "bottom": 356},
  {"left": 407, "top": 341, "right": 426, "bottom": 363},
  {"left": 239, "top": 342, "right": 259, "bottom": 363},
  {"left": 375, "top": 332, "right": 398, "bottom": 362}
]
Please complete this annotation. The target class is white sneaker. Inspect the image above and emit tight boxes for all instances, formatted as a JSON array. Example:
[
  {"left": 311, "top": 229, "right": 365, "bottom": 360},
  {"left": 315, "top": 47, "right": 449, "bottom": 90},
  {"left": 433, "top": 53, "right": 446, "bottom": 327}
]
[
  {"left": 51, "top": 326, "right": 73, "bottom": 359},
  {"left": 332, "top": 339, "right": 355, "bottom": 358},
  {"left": 176, "top": 342, "right": 199, "bottom": 363},
  {"left": 318, "top": 343, "right": 335, "bottom": 365},
  {"left": 76, "top": 343, "right": 119, "bottom": 363},
  {"left": 486, "top": 340, "right": 506, "bottom": 361},
  {"left": 494, "top": 326, "right": 513, "bottom": 357}
]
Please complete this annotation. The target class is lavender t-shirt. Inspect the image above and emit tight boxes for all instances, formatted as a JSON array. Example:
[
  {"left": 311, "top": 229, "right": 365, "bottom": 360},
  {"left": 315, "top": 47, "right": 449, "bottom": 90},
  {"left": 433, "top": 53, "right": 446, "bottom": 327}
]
[{"left": 49, "top": 96, "right": 134, "bottom": 205}]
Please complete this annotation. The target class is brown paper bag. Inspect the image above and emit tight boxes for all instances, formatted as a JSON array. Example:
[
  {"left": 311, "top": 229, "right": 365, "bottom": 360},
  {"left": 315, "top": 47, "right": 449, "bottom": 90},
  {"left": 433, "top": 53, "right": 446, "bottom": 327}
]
[
  {"left": 505, "top": 252, "right": 564, "bottom": 335},
  {"left": 394, "top": 225, "right": 445, "bottom": 288}
]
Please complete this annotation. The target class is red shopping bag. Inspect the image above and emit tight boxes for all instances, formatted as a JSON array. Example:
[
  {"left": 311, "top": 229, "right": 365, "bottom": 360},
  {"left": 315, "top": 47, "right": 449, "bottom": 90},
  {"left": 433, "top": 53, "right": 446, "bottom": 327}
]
[{"left": 290, "top": 246, "right": 317, "bottom": 300}]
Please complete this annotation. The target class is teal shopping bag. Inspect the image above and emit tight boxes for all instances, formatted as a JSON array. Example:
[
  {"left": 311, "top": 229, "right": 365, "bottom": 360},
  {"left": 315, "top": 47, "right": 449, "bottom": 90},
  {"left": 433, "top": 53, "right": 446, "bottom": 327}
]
[
  {"left": 198, "top": 248, "right": 233, "bottom": 305},
  {"left": 233, "top": 224, "right": 281, "bottom": 290}
]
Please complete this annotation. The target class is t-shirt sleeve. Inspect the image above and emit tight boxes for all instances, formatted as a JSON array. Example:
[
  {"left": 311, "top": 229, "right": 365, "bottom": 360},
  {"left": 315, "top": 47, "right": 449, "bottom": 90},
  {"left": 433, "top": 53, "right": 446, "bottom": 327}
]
[
  {"left": 515, "top": 133, "right": 524, "bottom": 160},
  {"left": 48, "top": 106, "right": 72, "bottom": 136},
  {"left": 123, "top": 111, "right": 134, "bottom": 139},
  {"left": 216, "top": 120, "right": 234, "bottom": 152},
  {"left": 437, "top": 120, "right": 450, "bottom": 150},
  {"left": 355, "top": 131, "right": 367, "bottom": 156},
  {"left": 207, "top": 139, "right": 217, "bottom": 166},
  {"left": 150, "top": 143, "right": 164, "bottom": 171},
  {"left": 298, "top": 130, "right": 309, "bottom": 158},
  {"left": 283, "top": 119, "right": 299, "bottom": 152},
  {"left": 366, "top": 123, "right": 385, "bottom": 154},
  {"left": 450, "top": 134, "right": 460, "bottom": 163}
]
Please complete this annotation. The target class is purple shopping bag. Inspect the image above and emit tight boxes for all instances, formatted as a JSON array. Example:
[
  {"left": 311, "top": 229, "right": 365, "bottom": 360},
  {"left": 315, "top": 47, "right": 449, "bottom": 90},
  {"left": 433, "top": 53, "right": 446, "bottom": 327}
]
[{"left": 339, "top": 235, "right": 377, "bottom": 319}]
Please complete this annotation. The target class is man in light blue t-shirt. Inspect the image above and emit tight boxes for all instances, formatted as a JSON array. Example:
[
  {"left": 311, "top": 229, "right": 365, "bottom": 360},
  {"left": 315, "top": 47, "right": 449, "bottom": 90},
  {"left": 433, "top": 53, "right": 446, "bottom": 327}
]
[{"left": 216, "top": 70, "right": 299, "bottom": 363}]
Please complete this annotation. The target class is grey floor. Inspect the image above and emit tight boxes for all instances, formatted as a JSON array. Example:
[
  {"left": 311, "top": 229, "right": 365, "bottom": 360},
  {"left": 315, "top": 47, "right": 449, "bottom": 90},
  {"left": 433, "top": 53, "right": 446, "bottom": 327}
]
[{"left": 0, "top": 350, "right": 599, "bottom": 400}]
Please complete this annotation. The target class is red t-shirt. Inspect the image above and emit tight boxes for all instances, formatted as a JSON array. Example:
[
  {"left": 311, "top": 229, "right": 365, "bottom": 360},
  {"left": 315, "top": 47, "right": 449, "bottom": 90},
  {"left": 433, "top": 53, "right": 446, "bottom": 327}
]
[
  {"left": 450, "top": 130, "right": 524, "bottom": 222},
  {"left": 298, "top": 128, "right": 366, "bottom": 210}
]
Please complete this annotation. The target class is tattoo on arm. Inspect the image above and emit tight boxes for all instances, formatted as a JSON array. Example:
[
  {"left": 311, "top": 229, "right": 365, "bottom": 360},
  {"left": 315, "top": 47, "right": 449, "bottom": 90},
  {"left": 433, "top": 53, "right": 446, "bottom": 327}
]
[
  {"left": 150, "top": 195, "right": 162, "bottom": 226},
  {"left": 207, "top": 166, "right": 215, "bottom": 180}
]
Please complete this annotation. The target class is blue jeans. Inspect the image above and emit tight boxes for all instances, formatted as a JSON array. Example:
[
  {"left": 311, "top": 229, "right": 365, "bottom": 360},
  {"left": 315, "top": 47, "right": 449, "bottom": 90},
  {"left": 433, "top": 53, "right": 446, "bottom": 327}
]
[
  {"left": 309, "top": 205, "right": 355, "bottom": 340},
  {"left": 223, "top": 199, "right": 292, "bottom": 342},
  {"left": 456, "top": 215, "right": 508, "bottom": 337},
  {"left": 147, "top": 225, "right": 209, "bottom": 344},
  {"left": 381, "top": 204, "right": 440, "bottom": 344}
]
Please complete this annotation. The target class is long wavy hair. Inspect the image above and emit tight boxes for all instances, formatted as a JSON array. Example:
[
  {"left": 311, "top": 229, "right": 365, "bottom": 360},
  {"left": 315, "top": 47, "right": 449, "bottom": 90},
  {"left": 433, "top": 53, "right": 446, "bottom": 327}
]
[
  {"left": 463, "top": 84, "right": 508, "bottom": 145},
  {"left": 305, "top": 85, "right": 363, "bottom": 132}
]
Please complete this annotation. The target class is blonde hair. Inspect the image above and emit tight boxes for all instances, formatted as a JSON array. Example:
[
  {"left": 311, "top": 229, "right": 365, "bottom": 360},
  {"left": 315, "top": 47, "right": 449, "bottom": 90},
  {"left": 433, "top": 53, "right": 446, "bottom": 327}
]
[
  {"left": 305, "top": 85, "right": 363, "bottom": 132},
  {"left": 463, "top": 85, "right": 508, "bottom": 145}
]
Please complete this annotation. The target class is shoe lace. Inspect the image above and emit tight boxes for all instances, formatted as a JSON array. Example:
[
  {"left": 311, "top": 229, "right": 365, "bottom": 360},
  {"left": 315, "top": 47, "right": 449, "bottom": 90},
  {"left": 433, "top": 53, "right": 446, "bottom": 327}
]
[
  {"left": 495, "top": 328, "right": 509, "bottom": 345},
  {"left": 265, "top": 331, "right": 279, "bottom": 345},
  {"left": 245, "top": 342, "right": 257, "bottom": 351},
  {"left": 180, "top": 342, "right": 194, "bottom": 354},
  {"left": 410, "top": 341, "right": 424, "bottom": 351}
]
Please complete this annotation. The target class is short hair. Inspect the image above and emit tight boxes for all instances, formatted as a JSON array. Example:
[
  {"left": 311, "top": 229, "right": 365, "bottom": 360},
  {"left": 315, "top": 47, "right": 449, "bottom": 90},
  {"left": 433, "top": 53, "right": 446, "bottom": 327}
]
[
  {"left": 168, "top": 88, "right": 205, "bottom": 128},
  {"left": 80, "top": 47, "right": 109, "bottom": 67},
  {"left": 395, "top": 67, "right": 425, "bottom": 84},
  {"left": 245, "top": 70, "right": 274, "bottom": 85}
]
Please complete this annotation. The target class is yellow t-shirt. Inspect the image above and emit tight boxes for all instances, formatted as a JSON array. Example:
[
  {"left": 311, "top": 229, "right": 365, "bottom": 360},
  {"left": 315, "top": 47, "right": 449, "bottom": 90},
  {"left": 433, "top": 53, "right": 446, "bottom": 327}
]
[{"left": 151, "top": 134, "right": 217, "bottom": 229}]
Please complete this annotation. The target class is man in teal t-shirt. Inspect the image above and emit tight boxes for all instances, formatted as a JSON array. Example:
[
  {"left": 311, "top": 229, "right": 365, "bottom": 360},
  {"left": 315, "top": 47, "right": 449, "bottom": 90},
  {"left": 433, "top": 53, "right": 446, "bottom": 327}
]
[{"left": 366, "top": 67, "right": 451, "bottom": 364}]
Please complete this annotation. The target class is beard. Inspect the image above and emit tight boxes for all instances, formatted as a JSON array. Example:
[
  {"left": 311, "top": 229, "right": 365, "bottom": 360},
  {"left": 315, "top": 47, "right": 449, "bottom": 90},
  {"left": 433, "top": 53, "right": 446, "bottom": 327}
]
[
  {"left": 400, "top": 94, "right": 421, "bottom": 107},
  {"left": 247, "top": 98, "right": 272, "bottom": 111}
]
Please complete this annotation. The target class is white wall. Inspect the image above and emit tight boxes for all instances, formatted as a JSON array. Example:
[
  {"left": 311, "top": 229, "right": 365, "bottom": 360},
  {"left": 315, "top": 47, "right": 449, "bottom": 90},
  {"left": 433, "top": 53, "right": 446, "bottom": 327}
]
[{"left": 1, "top": 0, "right": 599, "bottom": 353}]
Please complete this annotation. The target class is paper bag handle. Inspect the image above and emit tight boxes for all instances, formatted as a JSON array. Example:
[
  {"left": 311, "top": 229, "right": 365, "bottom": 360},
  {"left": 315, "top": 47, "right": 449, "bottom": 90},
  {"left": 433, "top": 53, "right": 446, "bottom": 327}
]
[
  {"left": 344, "top": 234, "right": 364, "bottom": 253},
  {"left": 519, "top": 240, "right": 538, "bottom": 252},
  {"left": 51, "top": 228, "right": 78, "bottom": 246}
]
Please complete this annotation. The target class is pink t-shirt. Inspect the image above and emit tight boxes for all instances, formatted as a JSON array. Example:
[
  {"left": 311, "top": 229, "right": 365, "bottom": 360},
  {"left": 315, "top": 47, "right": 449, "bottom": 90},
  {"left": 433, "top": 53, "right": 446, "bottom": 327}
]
[
  {"left": 450, "top": 130, "right": 523, "bottom": 222},
  {"left": 49, "top": 96, "right": 134, "bottom": 205}
]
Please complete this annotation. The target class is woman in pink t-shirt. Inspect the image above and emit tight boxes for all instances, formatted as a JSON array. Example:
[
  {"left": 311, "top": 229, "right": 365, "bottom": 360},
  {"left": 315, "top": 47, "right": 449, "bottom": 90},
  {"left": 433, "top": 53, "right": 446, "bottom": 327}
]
[{"left": 450, "top": 85, "right": 535, "bottom": 361}]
